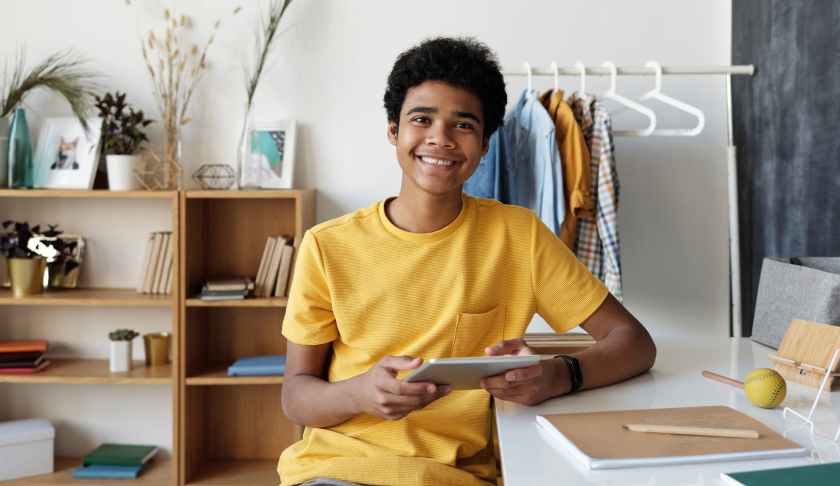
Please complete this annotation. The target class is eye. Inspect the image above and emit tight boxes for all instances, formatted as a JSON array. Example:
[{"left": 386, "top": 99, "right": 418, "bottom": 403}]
[
  {"left": 456, "top": 121, "right": 475, "bottom": 130},
  {"left": 411, "top": 116, "right": 431, "bottom": 124}
]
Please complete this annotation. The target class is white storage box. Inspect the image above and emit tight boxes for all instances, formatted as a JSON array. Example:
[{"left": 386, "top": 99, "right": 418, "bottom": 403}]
[{"left": 0, "top": 418, "right": 54, "bottom": 480}]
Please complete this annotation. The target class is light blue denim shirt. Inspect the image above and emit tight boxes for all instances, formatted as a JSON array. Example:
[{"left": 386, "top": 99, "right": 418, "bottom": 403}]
[{"left": 464, "top": 89, "right": 565, "bottom": 235}]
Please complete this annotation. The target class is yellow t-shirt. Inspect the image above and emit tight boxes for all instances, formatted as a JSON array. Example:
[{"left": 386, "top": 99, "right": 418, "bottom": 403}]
[{"left": 279, "top": 194, "right": 608, "bottom": 486}]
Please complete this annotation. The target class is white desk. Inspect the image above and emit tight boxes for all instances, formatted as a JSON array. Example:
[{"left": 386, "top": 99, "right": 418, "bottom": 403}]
[{"left": 495, "top": 337, "right": 840, "bottom": 485}]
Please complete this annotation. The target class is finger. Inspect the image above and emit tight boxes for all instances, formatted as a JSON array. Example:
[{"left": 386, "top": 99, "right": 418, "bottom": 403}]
[
  {"left": 375, "top": 391, "right": 424, "bottom": 408},
  {"left": 485, "top": 339, "right": 527, "bottom": 356},
  {"left": 379, "top": 356, "right": 422, "bottom": 372},
  {"left": 504, "top": 364, "right": 543, "bottom": 383},
  {"left": 481, "top": 374, "right": 525, "bottom": 391}
]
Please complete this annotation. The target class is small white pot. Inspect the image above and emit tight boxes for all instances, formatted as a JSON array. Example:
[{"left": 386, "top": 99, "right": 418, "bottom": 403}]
[
  {"left": 109, "top": 340, "right": 133, "bottom": 372},
  {"left": 106, "top": 154, "right": 143, "bottom": 191}
]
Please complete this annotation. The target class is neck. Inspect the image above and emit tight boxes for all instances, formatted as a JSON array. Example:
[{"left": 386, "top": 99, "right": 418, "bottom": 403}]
[{"left": 387, "top": 180, "right": 463, "bottom": 233}]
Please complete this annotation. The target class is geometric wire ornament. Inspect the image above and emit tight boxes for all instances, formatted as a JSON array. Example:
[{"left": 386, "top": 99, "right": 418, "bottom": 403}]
[{"left": 192, "top": 163, "right": 236, "bottom": 190}]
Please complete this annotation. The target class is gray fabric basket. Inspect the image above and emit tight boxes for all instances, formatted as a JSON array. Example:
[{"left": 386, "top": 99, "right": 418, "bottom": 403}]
[{"left": 751, "top": 257, "right": 840, "bottom": 348}]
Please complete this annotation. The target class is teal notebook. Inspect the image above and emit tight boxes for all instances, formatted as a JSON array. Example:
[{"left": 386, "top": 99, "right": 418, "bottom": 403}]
[
  {"left": 83, "top": 443, "right": 158, "bottom": 466},
  {"left": 721, "top": 462, "right": 840, "bottom": 485}
]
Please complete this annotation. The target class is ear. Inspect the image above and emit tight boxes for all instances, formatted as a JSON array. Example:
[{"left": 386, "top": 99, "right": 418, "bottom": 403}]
[
  {"left": 71, "top": 137, "right": 79, "bottom": 146},
  {"left": 59, "top": 136, "right": 66, "bottom": 144},
  {"left": 387, "top": 122, "right": 399, "bottom": 146}
]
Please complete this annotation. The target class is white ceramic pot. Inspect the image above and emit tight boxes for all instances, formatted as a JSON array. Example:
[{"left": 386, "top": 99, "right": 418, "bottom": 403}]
[
  {"left": 0, "top": 116, "right": 10, "bottom": 188},
  {"left": 106, "top": 154, "right": 143, "bottom": 191},
  {"left": 109, "top": 340, "right": 132, "bottom": 372}
]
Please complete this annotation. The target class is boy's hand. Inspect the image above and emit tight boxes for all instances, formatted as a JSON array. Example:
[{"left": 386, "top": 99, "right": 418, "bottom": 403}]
[
  {"left": 350, "top": 356, "right": 451, "bottom": 420},
  {"left": 481, "top": 339, "right": 570, "bottom": 406}
]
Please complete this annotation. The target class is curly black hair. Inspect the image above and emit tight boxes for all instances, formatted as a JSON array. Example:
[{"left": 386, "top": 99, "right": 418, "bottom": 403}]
[{"left": 384, "top": 37, "right": 507, "bottom": 141}]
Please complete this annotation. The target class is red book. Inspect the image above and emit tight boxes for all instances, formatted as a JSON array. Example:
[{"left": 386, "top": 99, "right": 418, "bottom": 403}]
[
  {"left": 0, "top": 351, "right": 43, "bottom": 363},
  {"left": 0, "top": 360, "right": 51, "bottom": 374},
  {"left": 0, "top": 340, "right": 49, "bottom": 353}
]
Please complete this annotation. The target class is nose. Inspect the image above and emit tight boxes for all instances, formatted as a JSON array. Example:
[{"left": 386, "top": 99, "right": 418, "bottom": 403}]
[{"left": 425, "top": 122, "right": 456, "bottom": 149}]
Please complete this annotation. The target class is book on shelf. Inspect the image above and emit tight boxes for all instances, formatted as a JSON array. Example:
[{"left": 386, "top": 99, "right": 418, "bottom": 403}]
[
  {"left": 254, "top": 237, "right": 276, "bottom": 297},
  {"left": 0, "top": 360, "right": 51, "bottom": 374},
  {"left": 262, "top": 236, "right": 286, "bottom": 297},
  {"left": 83, "top": 443, "right": 158, "bottom": 467},
  {"left": 721, "top": 462, "right": 840, "bottom": 486},
  {"left": 73, "top": 464, "right": 144, "bottom": 479},
  {"left": 154, "top": 232, "right": 172, "bottom": 294},
  {"left": 198, "top": 289, "right": 249, "bottom": 301},
  {"left": 0, "top": 354, "right": 46, "bottom": 368},
  {"left": 0, "top": 350, "right": 43, "bottom": 363},
  {"left": 136, "top": 232, "right": 155, "bottom": 293},
  {"left": 274, "top": 242, "right": 295, "bottom": 297},
  {"left": 204, "top": 277, "right": 255, "bottom": 292},
  {"left": 142, "top": 232, "right": 161, "bottom": 294},
  {"left": 227, "top": 355, "right": 287, "bottom": 376},
  {"left": 0, "top": 340, "right": 49, "bottom": 353},
  {"left": 138, "top": 231, "right": 173, "bottom": 295}
]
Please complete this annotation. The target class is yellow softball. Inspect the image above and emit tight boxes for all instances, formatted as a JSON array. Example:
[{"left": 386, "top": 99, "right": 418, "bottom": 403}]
[{"left": 743, "top": 368, "right": 786, "bottom": 409}]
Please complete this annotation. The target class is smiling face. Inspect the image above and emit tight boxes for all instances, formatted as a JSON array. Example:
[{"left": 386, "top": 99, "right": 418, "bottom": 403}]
[{"left": 388, "top": 80, "right": 488, "bottom": 199}]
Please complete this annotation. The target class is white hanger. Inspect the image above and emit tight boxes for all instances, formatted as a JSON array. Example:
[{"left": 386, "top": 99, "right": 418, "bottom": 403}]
[
  {"left": 640, "top": 61, "right": 705, "bottom": 136},
  {"left": 601, "top": 61, "right": 656, "bottom": 136},
  {"left": 523, "top": 61, "right": 533, "bottom": 95},
  {"left": 574, "top": 61, "right": 586, "bottom": 94},
  {"left": 550, "top": 61, "right": 559, "bottom": 92}
]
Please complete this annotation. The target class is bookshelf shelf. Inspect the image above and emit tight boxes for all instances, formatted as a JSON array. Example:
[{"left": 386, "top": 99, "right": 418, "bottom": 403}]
[
  {"left": 0, "top": 288, "right": 174, "bottom": 307},
  {"left": 185, "top": 459, "right": 278, "bottom": 486},
  {"left": 0, "top": 359, "right": 172, "bottom": 385},
  {"left": 184, "top": 190, "right": 308, "bottom": 200},
  {"left": 184, "top": 297, "right": 287, "bottom": 308},
  {"left": 3, "top": 456, "right": 171, "bottom": 485},
  {"left": 186, "top": 365, "right": 284, "bottom": 386},
  {"left": 0, "top": 189, "right": 177, "bottom": 200}
]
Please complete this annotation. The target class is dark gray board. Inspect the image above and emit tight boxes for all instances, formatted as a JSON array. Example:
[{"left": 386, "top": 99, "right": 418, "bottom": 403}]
[{"left": 732, "top": 0, "right": 840, "bottom": 336}]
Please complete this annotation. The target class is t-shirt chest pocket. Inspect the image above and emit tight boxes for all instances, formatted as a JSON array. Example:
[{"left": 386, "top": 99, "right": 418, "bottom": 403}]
[{"left": 451, "top": 304, "right": 506, "bottom": 357}]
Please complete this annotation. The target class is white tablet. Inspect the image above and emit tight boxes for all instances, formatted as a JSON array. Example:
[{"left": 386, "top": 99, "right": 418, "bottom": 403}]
[{"left": 403, "top": 355, "right": 541, "bottom": 390}]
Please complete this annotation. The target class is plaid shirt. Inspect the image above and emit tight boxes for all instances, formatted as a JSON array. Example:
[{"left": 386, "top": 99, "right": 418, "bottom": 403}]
[{"left": 570, "top": 94, "right": 623, "bottom": 300}]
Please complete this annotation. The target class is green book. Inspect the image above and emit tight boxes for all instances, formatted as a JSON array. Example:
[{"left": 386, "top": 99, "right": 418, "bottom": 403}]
[
  {"left": 83, "top": 443, "right": 158, "bottom": 467},
  {"left": 721, "top": 462, "right": 840, "bottom": 485}
]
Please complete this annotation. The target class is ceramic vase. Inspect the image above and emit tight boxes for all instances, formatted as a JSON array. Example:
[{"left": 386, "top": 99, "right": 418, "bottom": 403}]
[{"left": 106, "top": 155, "right": 143, "bottom": 191}]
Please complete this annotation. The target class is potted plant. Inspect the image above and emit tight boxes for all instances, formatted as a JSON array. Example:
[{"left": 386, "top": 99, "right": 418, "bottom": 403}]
[
  {"left": 108, "top": 328, "right": 139, "bottom": 372},
  {"left": 0, "top": 221, "right": 57, "bottom": 297},
  {"left": 95, "top": 92, "right": 153, "bottom": 191}
]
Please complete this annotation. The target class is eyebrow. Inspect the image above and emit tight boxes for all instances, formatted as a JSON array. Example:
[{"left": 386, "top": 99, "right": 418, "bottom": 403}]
[{"left": 406, "top": 106, "right": 482, "bottom": 124}]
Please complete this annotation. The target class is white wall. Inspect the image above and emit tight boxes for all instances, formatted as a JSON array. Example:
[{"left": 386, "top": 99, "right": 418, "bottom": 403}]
[{"left": 0, "top": 0, "right": 733, "bottom": 455}]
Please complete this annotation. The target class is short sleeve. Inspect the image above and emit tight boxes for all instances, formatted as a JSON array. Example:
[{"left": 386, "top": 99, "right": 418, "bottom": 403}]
[
  {"left": 281, "top": 230, "right": 338, "bottom": 345},
  {"left": 531, "top": 214, "right": 608, "bottom": 333}
]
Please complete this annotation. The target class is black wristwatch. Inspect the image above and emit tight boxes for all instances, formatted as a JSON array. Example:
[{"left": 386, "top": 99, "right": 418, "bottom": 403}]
[{"left": 555, "top": 355, "right": 583, "bottom": 394}]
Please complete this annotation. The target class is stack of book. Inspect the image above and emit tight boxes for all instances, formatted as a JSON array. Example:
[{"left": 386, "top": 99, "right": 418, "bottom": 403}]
[
  {"left": 0, "top": 340, "right": 50, "bottom": 374},
  {"left": 137, "top": 231, "right": 174, "bottom": 295},
  {"left": 198, "top": 277, "right": 255, "bottom": 301},
  {"left": 73, "top": 443, "right": 158, "bottom": 479},
  {"left": 227, "top": 355, "right": 287, "bottom": 377},
  {"left": 254, "top": 236, "right": 296, "bottom": 298}
]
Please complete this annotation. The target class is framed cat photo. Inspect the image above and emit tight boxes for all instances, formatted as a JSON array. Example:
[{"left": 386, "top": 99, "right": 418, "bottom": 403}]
[
  {"left": 241, "top": 119, "right": 297, "bottom": 189},
  {"left": 33, "top": 117, "right": 103, "bottom": 189}
]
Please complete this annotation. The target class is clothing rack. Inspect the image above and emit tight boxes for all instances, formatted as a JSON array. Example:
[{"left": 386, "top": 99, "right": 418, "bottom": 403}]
[{"left": 501, "top": 63, "right": 756, "bottom": 338}]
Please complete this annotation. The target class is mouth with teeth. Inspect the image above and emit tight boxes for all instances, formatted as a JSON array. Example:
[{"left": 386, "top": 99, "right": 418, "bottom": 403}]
[{"left": 416, "top": 155, "right": 459, "bottom": 168}]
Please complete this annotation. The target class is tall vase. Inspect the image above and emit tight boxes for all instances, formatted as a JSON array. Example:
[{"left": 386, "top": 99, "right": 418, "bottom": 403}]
[
  {"left": 161, "top": 111, "right": 182, "bottom": 190},
  {"left": 8, "top": 108, "right": 33, "bottom": 189},
  {"left": 0, "top": 115, "right": 10, "bottom": 187},
  {"left": 237, "top": 104, "right": 259, "bottom": 189}
]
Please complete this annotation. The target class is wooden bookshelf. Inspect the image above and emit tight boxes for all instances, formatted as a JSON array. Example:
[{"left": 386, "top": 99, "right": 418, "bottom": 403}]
[
  {"left": 3, "top": 456, "right": 171, "bottom": 485},
  {"left": 0, "top": 359, "right": 172, "bottom": 385},
  {"left": 0, "top": 189, "right": 180, "bottom": 486},
  {"left": 179, "top": 190, "right": 314, "bottom": 486},
  {"left": 0, "top": 288, "right": 174, "bottom": 307}
]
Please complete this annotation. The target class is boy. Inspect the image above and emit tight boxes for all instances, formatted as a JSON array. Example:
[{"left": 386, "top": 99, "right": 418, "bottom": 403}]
[{"left": 279, "top": 37, "right": 656, "bottom": 486}]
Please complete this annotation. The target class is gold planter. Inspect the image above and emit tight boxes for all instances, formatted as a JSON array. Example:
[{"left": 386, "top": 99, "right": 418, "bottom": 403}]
[
  {"left": 143, "top": 332, "right": 172, "bottom": 366},
  {"left": 8, "top": 257, "right": 45, "bottom": 298}
]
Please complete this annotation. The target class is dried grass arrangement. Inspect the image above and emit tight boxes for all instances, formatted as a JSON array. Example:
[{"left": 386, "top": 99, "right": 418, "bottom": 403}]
[{"left": 139, "top": 6, "right": 241, "bottom": 189}]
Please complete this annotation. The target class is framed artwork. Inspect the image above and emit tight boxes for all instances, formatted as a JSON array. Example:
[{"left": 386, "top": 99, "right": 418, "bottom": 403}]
[
  {"left": 33, "top": 117, "right": 103, "bottom": 189},
  {"left": 242, "top": 120, "right": 297, "bottom": 189}
]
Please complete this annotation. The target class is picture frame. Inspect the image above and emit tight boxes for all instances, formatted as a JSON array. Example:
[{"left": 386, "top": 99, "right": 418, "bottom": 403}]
[
  {"left": 33, "top": 117, "right": 103, "bottom": 189},
  {"left": 242, "top": 119, "right": 297, "bottom": 189}
]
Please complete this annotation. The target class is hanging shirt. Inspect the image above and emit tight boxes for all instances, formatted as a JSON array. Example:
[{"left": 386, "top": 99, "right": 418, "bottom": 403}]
[
  {"left": 464, "top": 89, "right": 565, "bottom": 235},
  {"left": 539, "top": 89, "right": 595, "bottom": 248},
  {"left": 570, "top": 93, "right": 623, "bottom": 300}
]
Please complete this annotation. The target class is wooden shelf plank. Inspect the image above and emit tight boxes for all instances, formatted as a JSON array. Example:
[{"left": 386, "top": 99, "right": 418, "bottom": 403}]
[
  {"left": 0, "top": 189, "right": 177, "bottom": 199},
  {"left": 185, "top": 297, "right": 287, "bottom": 308},
  {"left": 186, "top": 366, "right": 283, "bottom": 386},
  {"left": 0, "top": 359, "right": 172, "bottom": 385},
  {"left": 187, "top": 459, "right": 278, "bottom": 486},
  {"left": 0, "top": 288, "right": 174, "bottom": 307},
  {"left": 185, "top": 189, "right": 311, "bottom": 200},
  {"left": 4, "top": 456, "right": 170, "bottom": 485}
]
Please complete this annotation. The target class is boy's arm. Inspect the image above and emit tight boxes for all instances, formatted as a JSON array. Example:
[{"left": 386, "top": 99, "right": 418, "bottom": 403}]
[
  {"left": 483, "top": 294, "right": 656, "bottom": 404},
  {"left": 281, "top": 341, "right": 451, "bottom": 428}
]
